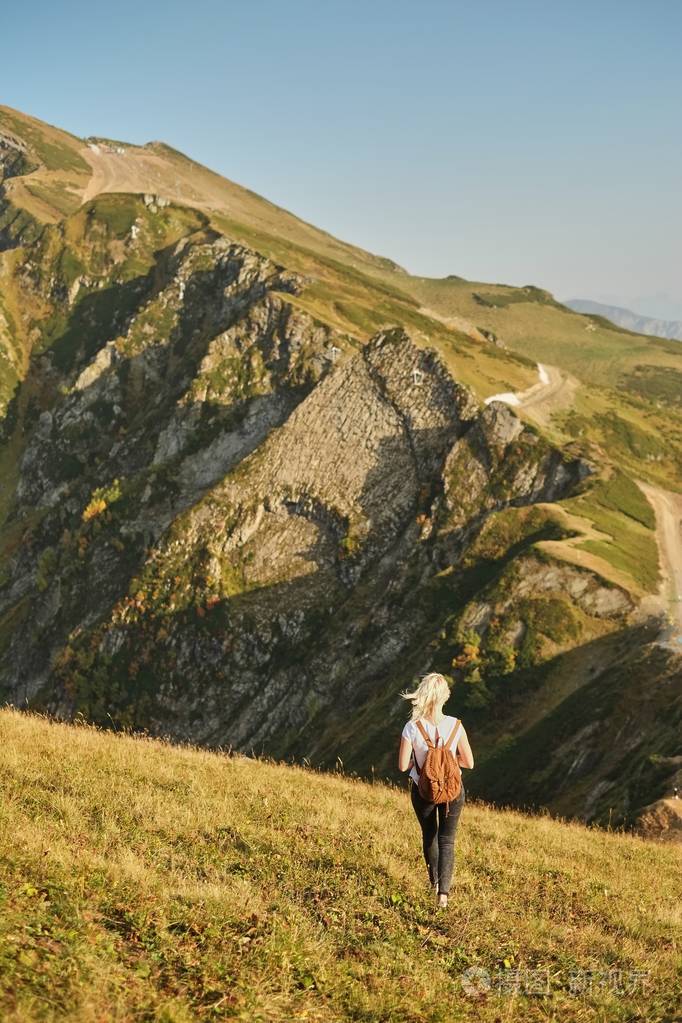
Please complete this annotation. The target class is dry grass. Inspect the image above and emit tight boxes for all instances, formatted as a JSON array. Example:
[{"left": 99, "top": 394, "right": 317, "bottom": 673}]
[{"left": 0, "top": 708, "right": 679, "bottom": 1022}]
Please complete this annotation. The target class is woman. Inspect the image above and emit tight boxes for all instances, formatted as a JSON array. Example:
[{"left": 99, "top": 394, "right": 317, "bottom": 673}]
[{"left": 398, "top": 672, "right": 474, "bottom": 909}]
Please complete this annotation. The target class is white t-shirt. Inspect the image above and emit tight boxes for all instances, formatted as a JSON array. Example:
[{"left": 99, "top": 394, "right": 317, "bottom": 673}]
[{"left": 402, "top": 715, "right": 463, "bottom": 784}]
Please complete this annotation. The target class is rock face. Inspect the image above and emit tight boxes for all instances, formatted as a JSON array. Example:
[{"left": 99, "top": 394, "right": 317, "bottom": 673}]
[
  {"left": 0, "top": 132, "right": 41, "bottom": 251},
  {"left": 0, "top": 185, "right": 674, "bottom": 835},
  {"left": 0, "top": 285, "right": 596, "bottom": 753},
  {"left": 0, "top": 130, "right": 36, "bottom": 182},
  {"left": 12, "top": 234, "right": 314, "bottom": 511},
  {"left": 635, "top": 796, "right": 682, "bottom": 844},
  {"left": 0, "top": 209, "right": 342, "bottom": 707}
]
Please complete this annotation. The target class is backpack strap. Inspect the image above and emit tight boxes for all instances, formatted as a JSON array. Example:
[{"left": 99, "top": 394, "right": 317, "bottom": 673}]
[
  {"left": 444, "top": 718, "right": 461, "bottom": 750},
  {"left": 415, "top": 720, "right": 436, "bottom": 748},
  {"left": 414, "top": 719, "right": 436, "bottom": 777}
]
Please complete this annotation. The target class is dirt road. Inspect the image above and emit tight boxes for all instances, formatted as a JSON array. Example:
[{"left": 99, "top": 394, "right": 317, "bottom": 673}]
[
  {"left": 81, "top": 146, "right": 212, "bottom": 209},
  {"left": 484, "top": 362, "right": 577, "bottom": 426},
  {"left": 638, "top": 482, "right": 682, "bottom": 644}
]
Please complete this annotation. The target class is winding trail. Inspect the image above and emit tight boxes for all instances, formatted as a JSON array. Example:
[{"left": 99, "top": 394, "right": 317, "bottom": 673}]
[
  {"left": 484, "top": 362, "right": 577, "bottom": 426},
  {"left": 637, "top": 482, "right": 682, "bottom": 646},
  {"left": 485, "top": 368, "right": 682, "bottom": 646}
]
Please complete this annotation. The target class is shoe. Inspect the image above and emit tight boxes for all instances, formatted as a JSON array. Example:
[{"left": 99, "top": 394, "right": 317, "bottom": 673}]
[{"left": 437, "top": 892, "right": 448, "bottom": 910}]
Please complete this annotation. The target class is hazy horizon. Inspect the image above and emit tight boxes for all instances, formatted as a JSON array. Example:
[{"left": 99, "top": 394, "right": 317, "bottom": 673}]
[
  {"left": 4, "top": 0, "right": 681, "bottom": 319},
  {"left": 561, "top": 294, "right": 682, "bottom": 322}
]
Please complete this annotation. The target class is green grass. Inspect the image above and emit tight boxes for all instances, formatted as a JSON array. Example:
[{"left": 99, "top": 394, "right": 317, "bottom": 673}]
[
  {"left": 620, "top": 364, "right": 682, "bottom": 408},
  {"left": 0, "top": 708, "right": 680, "bottom": 1022},
  {"left": 0, "top": 108, "right": 88, "bottom": 174},
  {"left": 592, "top": 410, "right": 669, "bottom": 463},
  {"left": 23, "top": 181, "right": 82, "bottom": 218},
  {"left": 209, "top": 212, "right": 538, "bottom": 401},
  {"left": 556, "top": 385, "right": 682, "bottom": 490},
  {"left": 87, "top": 194, "right": 141, "bottom": 239},
  {"left": 471, "top": 285, "right": 562, "bottom": 310},
  {"left": 577, "top": 537, "right": 657, "bottom": 592},
  {"left": 560, "top": 470, "right": 659, "bottom": 592},
  {"left": 401, "top": 275, "right": 682, "bottom": 388},
  {"left": 576, "top": 470, "right": 655, "bottom": 529}
]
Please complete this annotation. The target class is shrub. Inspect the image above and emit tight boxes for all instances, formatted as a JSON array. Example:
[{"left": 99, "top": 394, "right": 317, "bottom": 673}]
[{"left": 82, "top": 478, "right": 123, "bottom": 522}]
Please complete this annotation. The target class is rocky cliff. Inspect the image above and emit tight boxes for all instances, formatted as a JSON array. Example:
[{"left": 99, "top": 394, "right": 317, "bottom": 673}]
[{"left": 0, "top": 107, "right": 680, "bottom": 837}]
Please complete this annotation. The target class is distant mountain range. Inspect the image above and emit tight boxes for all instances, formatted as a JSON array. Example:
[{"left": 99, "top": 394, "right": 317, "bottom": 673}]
[{"left": 566, "top": 298, "right": 682, "bottom": 341}]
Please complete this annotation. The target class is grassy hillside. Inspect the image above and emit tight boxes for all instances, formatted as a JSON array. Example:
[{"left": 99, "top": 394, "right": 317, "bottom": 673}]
[
  {"left": 398, "top": 277, "right": 679, "bottom": 387},
  {"left": 2, "top": 102, "right": 681, "bottom": 495},
  {"left": 1, "top": 709, "right": 680, "bottom": 1022},
  {"left": 390, "top": 277, "right": 682, "bottom": 489}
]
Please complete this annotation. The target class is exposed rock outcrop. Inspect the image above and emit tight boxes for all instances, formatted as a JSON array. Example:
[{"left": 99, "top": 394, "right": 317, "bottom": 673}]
[
  {"left": 1, "top": 312, "right": 620, "bottom": 768},
  {"left": 0, "top": 130, "right": 37, "bottom": 181},
  {"left": 0, "top": 164, "right": 673, "bottom": 838}
]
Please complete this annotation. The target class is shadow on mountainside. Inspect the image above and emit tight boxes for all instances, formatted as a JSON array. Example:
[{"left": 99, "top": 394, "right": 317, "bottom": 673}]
[
  {"left": 1, "top": 275, "right": 647, "bottom": 832},
  {"left": 24, "top": 425, "right": 455, "bottom": 723},
  {"left": 0, "top": 241, "right": 318, "bottom": 698},
  {"left": 465, "top": 622, "right": 682, "bottom": 829},
  {"left": 23, "top": 416, "right": 594, "bottom": 769}
]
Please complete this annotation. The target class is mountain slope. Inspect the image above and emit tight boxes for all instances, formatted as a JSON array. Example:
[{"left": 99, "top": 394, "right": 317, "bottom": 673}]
[
  {"left": 0, "top": 105, "right": 680, "bottom": 833},
  {"left": 4, "top": 103, "right": 681, "bottom": 492},
  {"left": 1, "top": 708, "right": 680, "bottom": 1023},
  {"left": 566, "top": 298, "right": 682, "bottom": 342},
  {"left": 2, "top": 104, "right": 678, "bottom": 482}
]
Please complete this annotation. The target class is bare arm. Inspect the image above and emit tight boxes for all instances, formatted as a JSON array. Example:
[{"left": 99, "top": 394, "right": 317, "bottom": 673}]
[
  {"left": 456, "top": 727, "right": 474, "bottom": 769},
  {"left": 398, "top": 736, "right": 413, "bottom": 773}
]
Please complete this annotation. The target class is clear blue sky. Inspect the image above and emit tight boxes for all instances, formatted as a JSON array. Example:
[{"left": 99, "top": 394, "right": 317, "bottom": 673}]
[{"left": 4, "top": 0, "right": 681, "bottom": 318}]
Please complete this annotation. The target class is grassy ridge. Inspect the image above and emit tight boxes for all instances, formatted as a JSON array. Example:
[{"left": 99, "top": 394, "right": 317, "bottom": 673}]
[
  {"left": 210, "top": 211, "right": 539, "bottom": 400},
  {"left": 399, "top": 275, "right": 682, "bottom": 389},
  {"left": 0, "top": 107, "right": 88, "bottom": 175},
  {"left": 1, "top": 709, "right": 680, "bottom": 1022},
  {"left": 559, "top": 469, "right": 660, "bottom": 592}
]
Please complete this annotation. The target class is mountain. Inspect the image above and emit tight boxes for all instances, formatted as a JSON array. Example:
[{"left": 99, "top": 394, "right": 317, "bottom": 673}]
[
  {"left": 2, "top": 707, "right": 679, "bottom": 1022},
  {"left": 565, "top": 298, "right": 682, "bottom": 342},
  {"left": 1, "top": 104, "right": 681, "bottom": 835}
]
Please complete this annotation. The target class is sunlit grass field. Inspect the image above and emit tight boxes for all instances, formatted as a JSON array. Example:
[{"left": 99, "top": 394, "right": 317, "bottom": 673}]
[{"left": 1, "top": 708, "right": 680, "bottom": 1022}]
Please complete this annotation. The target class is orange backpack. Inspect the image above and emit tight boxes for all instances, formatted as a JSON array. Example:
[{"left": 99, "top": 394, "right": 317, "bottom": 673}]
[{"left": 414, "top": 718, "right": 462, "bottom": 816}]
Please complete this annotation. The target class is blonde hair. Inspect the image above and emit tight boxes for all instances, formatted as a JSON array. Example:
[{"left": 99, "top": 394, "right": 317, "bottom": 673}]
[{"left": 400, "top": 672, "right": 451, "bottom": 721}]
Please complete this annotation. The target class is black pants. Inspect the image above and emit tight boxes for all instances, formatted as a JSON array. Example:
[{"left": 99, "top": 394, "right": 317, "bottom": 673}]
[{"left": 410, "top": 781, "right": 465, "bottom": 895}]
